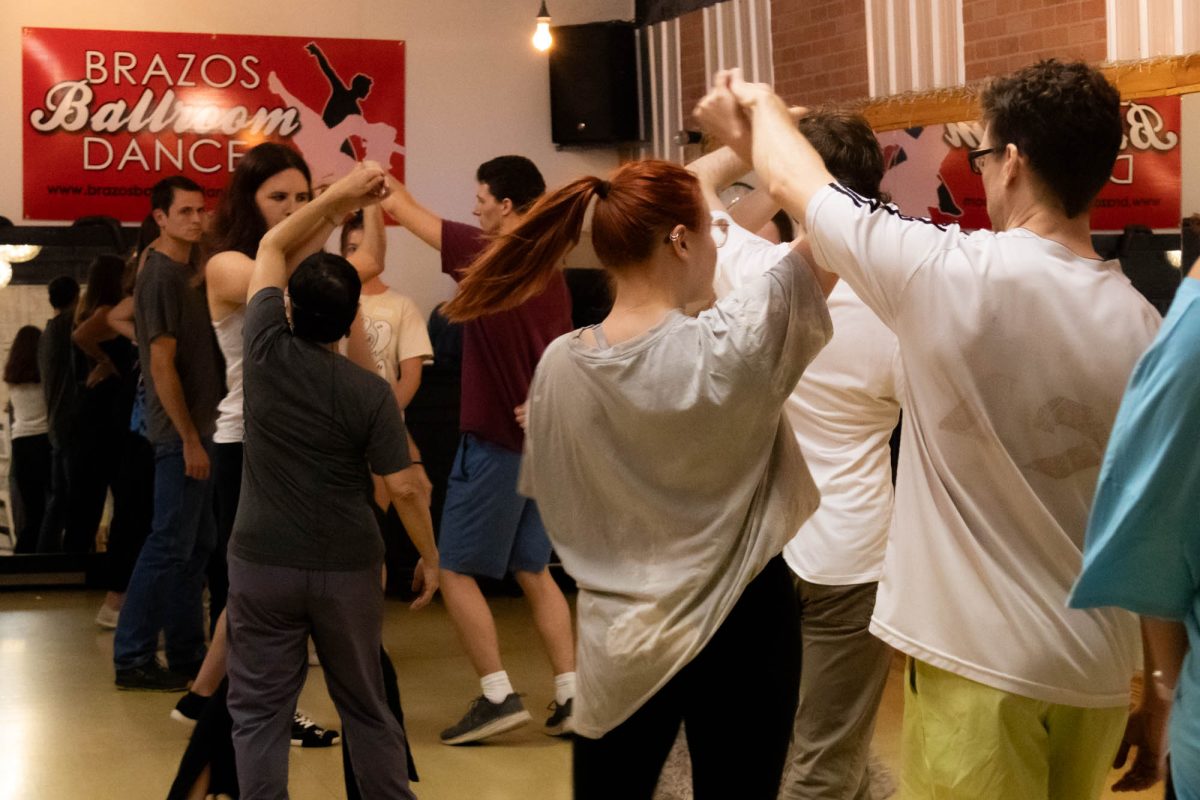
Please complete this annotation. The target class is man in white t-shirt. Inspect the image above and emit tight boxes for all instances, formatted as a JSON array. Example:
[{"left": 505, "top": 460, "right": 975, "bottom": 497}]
[
  {"left": 697, "top": 61, "right": 1162, "bottom": 800},
  {"left": 690, "top": 112, "right": 901, "bottom": 800}
]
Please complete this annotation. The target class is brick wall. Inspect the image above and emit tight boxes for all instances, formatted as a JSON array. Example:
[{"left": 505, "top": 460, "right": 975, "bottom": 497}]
[
  {"left": 964, "top": 0, "right": 1107, "bottom": 82},
  {"left": 772, "top": 0, "right": 869, "bottom": 105},
  {"left": 680, "top": 10, "right": 708, "bottom": 127}
]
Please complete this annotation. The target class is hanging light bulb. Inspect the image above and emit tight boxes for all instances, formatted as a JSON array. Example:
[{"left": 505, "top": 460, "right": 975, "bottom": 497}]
[{"left": 533, "top": 1, "right": 553, "bottom": 52}]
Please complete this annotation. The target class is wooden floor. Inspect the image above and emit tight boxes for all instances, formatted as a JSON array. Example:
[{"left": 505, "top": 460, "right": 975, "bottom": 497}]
[{"left": 0, "top": 588, "right": 1164, "bottom": 799}]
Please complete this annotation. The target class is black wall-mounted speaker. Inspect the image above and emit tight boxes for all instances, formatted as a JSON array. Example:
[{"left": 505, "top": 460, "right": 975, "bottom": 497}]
[{"left": 549, "top": 22, "right": 641, "bottom": 147}]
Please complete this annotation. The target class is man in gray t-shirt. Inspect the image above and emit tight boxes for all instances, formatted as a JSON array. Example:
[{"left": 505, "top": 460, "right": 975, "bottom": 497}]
[{"left": 114, "top": 176, "right": 221, "bottom": 692}]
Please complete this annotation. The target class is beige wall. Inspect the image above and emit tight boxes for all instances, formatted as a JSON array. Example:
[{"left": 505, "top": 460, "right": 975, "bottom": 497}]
[{"left": 0, "top": 0, "right": 633, "bottom": 317}]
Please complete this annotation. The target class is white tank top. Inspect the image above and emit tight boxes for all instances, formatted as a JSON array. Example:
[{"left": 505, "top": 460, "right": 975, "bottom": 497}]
[
  {"left": 6, "top": 382, "right": 49, "bottom": 438},
  {"left": 213, "top": 307, "right": 245, "bottom": 444}
]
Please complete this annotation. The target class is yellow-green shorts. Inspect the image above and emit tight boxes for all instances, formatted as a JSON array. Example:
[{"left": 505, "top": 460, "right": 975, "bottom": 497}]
[{"left": 901, "top": 657, "right": 1128, "bottom": 800}]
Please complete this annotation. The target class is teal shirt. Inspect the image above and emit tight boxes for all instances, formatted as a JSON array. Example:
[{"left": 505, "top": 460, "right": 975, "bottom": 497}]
[{"left": 1069, "top": 277, "right": 1200, "bottom": 799}]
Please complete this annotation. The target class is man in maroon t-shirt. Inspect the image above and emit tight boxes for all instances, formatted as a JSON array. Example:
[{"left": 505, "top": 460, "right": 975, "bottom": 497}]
[{"left": 383, "top": 156, "right": 577, "bottom": 744}]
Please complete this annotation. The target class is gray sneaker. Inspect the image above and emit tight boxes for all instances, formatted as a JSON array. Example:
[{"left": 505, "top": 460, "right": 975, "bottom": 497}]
[{"left": 440, "top": 693, "right": 532, "bottom": 745}]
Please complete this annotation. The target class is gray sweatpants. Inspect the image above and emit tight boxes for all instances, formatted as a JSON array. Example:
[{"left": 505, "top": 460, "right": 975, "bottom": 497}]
[
  {"left": 780, "top": 579, "right": 892, "bottom": 800},
  {"left": 226, "top": 555, "right": 415, "bottom": 800}
]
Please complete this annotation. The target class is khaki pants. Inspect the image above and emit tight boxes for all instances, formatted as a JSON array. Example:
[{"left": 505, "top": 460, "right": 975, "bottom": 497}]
[
  {"left": 781, "top": 579, "right": 893, "bottom": 800},
  {"left": 901, "top": 658, "right": 1127, "bottom": 800}
]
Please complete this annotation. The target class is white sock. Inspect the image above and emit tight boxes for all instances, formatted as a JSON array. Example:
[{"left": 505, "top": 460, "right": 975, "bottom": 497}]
[
  {"left": 481, "top": 671, "right": 514, "bottom": 704},
  {"left": 554, "top": 672, "right": 576, "bottom": 705}
]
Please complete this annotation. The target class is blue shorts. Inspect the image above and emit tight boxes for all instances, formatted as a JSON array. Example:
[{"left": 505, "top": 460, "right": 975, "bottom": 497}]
[{"left": 438, "top": 434, "right": 552, "bottom": 579}]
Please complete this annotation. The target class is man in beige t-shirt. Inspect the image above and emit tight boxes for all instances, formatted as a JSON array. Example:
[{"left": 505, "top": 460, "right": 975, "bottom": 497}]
[{"left": 341, "top": 211, "right": 433, "bottom": 405}]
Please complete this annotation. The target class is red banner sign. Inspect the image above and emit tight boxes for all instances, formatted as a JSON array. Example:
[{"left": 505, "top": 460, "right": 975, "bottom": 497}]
[
  {"left": 877, "top": 96, "right": 1182, "bottom": 232},
  {"left": 22, "top": 27, "right": 406, "bottom": 222}
]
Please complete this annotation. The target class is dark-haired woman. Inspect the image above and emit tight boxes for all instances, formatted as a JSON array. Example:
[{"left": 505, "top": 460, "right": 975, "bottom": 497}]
[
  {"left": 69, "top": 256, "right": 142, "bottom": 575},
  {"left": 4, "top": 326, "right": 51, "bottom": 554},
  {"left": 443, "top": 159, "right": 833, "bottom": 799}
]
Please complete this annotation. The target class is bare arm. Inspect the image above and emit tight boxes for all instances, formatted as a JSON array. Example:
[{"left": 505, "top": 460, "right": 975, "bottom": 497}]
[
  {"left": 729, "top": 190, "right": 785, "bottom": 236},
  {"left": 73, "top": 305, "right": 117, "bottom": 364},
  {"left": 345, "top": 203, "right": 386, "bottom": 283},
  {"left": 393, "top": 356, "right": 423, "bottom": 410},
  {"left": 149, "top": 336, "right": 209, "bottom": 480},
  {"left": 686, "top": 145, "right": 750, "bottom": 212},
  {"left": 249, "top": 163, "right": 387, "bottom": 302},
  {"left": 383, "top": 467, "right": 440, "bottom": 609},
  {"left": 106, "top": 297, "right": 136, "bottom": 341},
  {"left": 1111, "top": 617, "right": 1189, "bottom": 791},
  {"left": 381, "top": 175, "right": 443, "bottom": 251}
]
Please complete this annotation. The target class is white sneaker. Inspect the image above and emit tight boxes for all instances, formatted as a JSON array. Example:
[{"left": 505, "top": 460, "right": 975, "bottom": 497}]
[{"left": 95, "top": 604, "right": 119, "bottom": 630}]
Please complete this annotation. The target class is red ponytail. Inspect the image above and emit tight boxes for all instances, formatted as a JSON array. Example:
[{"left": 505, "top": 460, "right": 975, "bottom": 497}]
[{"left": 442, "top": 160, "right": 705, "bottom": 322}]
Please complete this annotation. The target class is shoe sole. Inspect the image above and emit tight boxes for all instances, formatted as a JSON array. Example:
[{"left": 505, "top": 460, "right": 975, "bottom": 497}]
[
  {"left": 95, "top": 618, "right": 118, "bottom": 630},
  {"left": 291, "top": 734, "right": 341, "bottom": 747},
  {"left": 543, "top": 720, "right": 574, "bottom": 737},
  {"left": 169, "top": 709, "right": 198, "bottom": 728},
  {"left": 441, "top": 709, "right": 533, "bottom": 745}
]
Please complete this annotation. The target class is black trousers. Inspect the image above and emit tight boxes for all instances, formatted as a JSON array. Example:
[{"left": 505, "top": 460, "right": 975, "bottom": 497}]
[
  {"left": 207, "top": 442, "right": 243, "bottom": 632},
  {"left": 10, "top": 434, "right": 51, "bottom": 554},
  {"left": 573, "top": 556, "right": 801, "bottom": 800},
  {"left": 102, "top": 431, "right": 155, "bottom": 592}
]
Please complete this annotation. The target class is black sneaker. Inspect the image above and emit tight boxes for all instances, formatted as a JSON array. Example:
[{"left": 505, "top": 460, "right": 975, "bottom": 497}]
[
  {"left": 115, "top": 662, "right": 190, "bottom": 692},
  {"left": 170, "top": 691, "right": 210, "bottom": 727},
  {"left": 440, "top": 693, "right": 532, "bottom": 745},
  {"left": 544, "top": 698, "right": 574, "bottom": 737},
  {"left": 291, "top": 712, "right": 340, "bottom": 747}
]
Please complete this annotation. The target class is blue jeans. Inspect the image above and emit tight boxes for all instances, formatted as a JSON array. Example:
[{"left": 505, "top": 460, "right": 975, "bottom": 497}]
[{"left": 113, "top": 439, "right": 216, "bottom": 672}]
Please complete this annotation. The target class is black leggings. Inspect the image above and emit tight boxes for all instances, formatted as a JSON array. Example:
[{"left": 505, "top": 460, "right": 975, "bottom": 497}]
[
  {"left": 573, "top": 556, "right": 801, "bottom": 800},
  {"left": 207, "top": 442, "right": 243, "bottom": 634},
  {"left": 10, "top": 434, "right": 51, "bottom": 554}
]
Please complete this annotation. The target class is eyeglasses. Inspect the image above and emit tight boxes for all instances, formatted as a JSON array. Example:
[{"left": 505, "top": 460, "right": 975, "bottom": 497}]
[
  {"left": 666, "top": 218, "right": 730, "bottom": 249},
  {"left": 967, "top": 146, "right": 1000, "bottom": 175},
  {"left": 711, "top": 218, "right": 729, "bottom": 248}
]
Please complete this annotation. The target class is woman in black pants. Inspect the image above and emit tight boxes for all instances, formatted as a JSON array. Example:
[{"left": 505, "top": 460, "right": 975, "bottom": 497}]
[
  {"left": 73, "top": 254, "right": 152, "bottom": 628},
  {"left": 442, "top": 159, "right": 832, "bottom": 798},
  {"left": 5, "top": 326, "right": 52, "bottom": 554}
]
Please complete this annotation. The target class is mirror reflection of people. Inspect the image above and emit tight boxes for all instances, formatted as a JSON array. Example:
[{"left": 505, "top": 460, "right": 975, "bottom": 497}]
[{"left": 4, "top": 326, "right": 51, "bottom": 554}]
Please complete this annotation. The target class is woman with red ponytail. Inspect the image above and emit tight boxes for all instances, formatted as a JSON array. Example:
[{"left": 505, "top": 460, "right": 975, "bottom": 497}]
[{"left": 450, "top": 159, "right": 833, "bottom": 799}]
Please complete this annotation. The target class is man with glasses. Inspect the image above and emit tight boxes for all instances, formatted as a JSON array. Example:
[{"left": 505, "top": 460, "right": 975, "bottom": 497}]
[{"left": 697, "top": 60, "right": 1164, "bottom": 799}]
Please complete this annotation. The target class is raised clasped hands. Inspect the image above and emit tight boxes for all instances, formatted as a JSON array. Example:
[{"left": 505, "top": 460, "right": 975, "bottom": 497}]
[
  {"left": 326, "top": 161, "right": 391, "bottom": 218},
  {"left": 694, "top": 69, "right": 785, "bottom": 161}
]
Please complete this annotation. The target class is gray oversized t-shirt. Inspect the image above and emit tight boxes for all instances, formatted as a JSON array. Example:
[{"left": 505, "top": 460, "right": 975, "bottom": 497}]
[
  {"left": 134, "top": 250, "right": 224, "bottom": 445},
  {"left": 230, "top": 287, "right": 410, "bottom": 570},
  {"left": 520, "top": 251, "right": 832, "bottom": 738}
]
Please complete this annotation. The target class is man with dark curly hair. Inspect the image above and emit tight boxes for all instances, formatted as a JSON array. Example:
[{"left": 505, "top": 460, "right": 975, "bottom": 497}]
[{"left": 696, "top": 60, "right": 1165, "bottom": 800}]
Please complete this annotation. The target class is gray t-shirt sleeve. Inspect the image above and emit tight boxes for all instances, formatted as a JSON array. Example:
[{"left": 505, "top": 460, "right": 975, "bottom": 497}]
[
  {"left": 704, "top": 250, "right": 833, "bottom": 399},
  {"left": 244, "top": 287, "right": 289, "bottom": 361},
  {"left": 136, "top": 262, "right": 185, "bottom": 343},
  {"left": 365, "top": 388, "right": 411, "bottom": 476}
]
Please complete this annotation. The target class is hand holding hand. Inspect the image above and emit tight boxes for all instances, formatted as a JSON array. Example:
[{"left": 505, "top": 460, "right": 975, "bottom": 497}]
[
  {"left": 326, "top": 162, "right": 389, "bottom": 216},
  {"left": 694, "top": 71, "right": 751, "bottom": 158}
]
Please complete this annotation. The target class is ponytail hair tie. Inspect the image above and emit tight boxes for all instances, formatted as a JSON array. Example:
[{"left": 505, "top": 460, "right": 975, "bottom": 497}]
[{"left": 595, "top": 180, "right": 611, "bottom": 199}]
